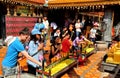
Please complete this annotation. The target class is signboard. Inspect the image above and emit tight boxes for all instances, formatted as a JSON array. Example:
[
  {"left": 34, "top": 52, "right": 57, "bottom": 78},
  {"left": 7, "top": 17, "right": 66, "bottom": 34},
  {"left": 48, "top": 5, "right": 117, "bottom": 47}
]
[{"left": 17, "top": 6, "right": 29, "bottom": 14}]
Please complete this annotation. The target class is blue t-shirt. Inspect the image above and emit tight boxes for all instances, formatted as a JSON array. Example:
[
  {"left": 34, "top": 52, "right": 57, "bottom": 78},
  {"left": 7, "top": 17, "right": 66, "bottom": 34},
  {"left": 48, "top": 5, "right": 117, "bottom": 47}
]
[{"left": 2, "top": 37, "right": 25, "bottom": 67}]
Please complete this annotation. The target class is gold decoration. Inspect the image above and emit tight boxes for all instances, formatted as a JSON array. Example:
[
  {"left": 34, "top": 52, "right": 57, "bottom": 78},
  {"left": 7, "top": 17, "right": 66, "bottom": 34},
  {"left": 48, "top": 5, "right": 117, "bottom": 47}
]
[
  {"left": 14, "top": 9, "right": 17, "bottom": 16},
  {"left": 7, "top": 7, "right": 10, "bottom": 16},
  {"left": 40, "top": 13, "right": 43, "bottom": 17},
  {"left": 21, "top": 13, "right": 27, "bottom": 16},
  {"left": 33, "top": 12, "right": 36, "bottom": 17},
  {"left": 28, "top": 13, "right": 31, "bottom": 17}
]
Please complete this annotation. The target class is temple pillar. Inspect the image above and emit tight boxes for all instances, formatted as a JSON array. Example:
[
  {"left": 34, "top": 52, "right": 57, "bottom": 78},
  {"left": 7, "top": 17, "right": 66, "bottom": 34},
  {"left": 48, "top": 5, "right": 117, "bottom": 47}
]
[{"left": 103, "top": 7, "right": 114, "bottom": 46}]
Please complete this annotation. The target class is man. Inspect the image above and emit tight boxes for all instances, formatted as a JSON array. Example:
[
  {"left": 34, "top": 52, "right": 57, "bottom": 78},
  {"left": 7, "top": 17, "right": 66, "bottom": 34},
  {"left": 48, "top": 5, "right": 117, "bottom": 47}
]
[
  {"left": 2, "top": 27, "right": 42, "bottom": 77},
  {"left": 43, "top": 16, "right": 49, "bottom": 36},
  {"left": 75, "top": 19, "right": 83, "bottom": 37},
  {"left": 42, "top": 16, "right": 49, "bottom": 46}
]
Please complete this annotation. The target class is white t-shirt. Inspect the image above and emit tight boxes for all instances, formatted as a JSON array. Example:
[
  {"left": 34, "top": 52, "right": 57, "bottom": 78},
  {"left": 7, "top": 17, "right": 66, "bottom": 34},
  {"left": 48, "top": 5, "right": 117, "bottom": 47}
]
[
  {"left": 75, "top": 23, "right": 82, "bottom": 32},
  {"left": 50, "top": 22, "right": 57, "bottom": 30},
  {"left": 90, "top": 28, "right": 97, "bottom": 38},
  {"left": 43, "top": 20, "right": 49, "bottom": 29}
]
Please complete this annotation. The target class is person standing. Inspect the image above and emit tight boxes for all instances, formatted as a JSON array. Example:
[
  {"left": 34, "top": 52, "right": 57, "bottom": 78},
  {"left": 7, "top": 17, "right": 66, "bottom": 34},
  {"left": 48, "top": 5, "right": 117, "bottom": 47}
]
[
  {"left": 89, "top": 22, "right": 99, "bottom": 43},
  {"left": 75, "top": 19, "right": 83, "bottom": 37},
  {"left": 68, "top": 23, "right": 75, "bottom": 41},
  {"left": 34, "top": 18, "right": 45, "bottom": 31},
  {"left": 2, "top": 27, "right": 42, "bottom": 77},
  {"left": 27, "top": 29, "right": 45, "bottom": 75},
  {"left": 43, "top": 16, "right": 49, "bottom": 37},
  {"left": 43, "top": 16, "right": 49, "bottom": 46}
]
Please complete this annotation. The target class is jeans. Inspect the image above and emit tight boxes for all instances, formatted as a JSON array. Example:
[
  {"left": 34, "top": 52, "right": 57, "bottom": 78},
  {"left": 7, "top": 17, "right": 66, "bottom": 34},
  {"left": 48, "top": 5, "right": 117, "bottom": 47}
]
[
  {"left": 90, "top": 38, "right": 96, "bottom": 43},
  {"left": 2, "top": 66, "right": 18, "bottom": 77},
  {"left": 76, "top": 31, "right": 80, "bottom": 37},
  {"left": 73, "top": 46, "right": 82, "bottom": 57}
]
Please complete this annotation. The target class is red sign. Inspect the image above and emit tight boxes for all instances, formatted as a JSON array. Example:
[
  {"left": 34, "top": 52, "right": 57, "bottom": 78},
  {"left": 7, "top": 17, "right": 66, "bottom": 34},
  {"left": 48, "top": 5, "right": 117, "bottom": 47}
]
[{"left": 5, "top": 16, "right": 38, "bottom": 36}]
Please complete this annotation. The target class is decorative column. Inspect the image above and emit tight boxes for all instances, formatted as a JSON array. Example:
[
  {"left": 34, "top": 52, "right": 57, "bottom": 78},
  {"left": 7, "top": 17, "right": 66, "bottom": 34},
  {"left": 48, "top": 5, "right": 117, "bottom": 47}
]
[
  {"left": 32, "top": 7, "right": 36, "bottom": 17},
  {"left": 14, "top": 8, "right": 17, "bottom": 16},
  {"left": 40, "top": 13, "right": 43, "bottom": 18},
  {"left": 36, "top": 7, "right": 39, "bottom": 17},
  {"left": 7, "top": 6, "right": 10, "bottom": 16},
  {"left": 21, "top": 13, "right": 26, "bottom": 16},
  {"left": 33, "top": 12, "right": 36, "bottom": 17}
]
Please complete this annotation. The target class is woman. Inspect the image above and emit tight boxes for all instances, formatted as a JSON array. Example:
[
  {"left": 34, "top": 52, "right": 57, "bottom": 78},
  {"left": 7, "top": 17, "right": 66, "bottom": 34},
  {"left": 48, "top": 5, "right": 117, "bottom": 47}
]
[
  {"left": 68, "top": 23, "right": 75, "bottom": 41},
  {"left": 34, "top": 18, "right": 45, "bottom": 31},
  {"left": 72, "top": 33, "right": 90, "bottom": 54},
  {"left": 53, "top": 28, "right": 61, "bottom": 37},
  {"left": 27, "top": 29, "right": 46, "bottom": 75},
  {"left": 49, "top": 36, "right": 61, "bottom": 63},
  {"left": 61, "top": 27, "right": 68, "bottom": 40},
  {"left": 61, "top": 33, "right": 72, "bottom": 57}
]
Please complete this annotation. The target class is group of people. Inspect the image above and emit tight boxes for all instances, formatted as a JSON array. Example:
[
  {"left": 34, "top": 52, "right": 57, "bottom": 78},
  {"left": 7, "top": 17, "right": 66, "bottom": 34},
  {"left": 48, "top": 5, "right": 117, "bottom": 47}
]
[
  {"left": 2, "top": 27, "right": 44, "bottom": 77},
  {"left": 51, "top": 19, "right": 101, "bottom": 44},
  {"left": 2, "top": 16, "right": 49, "bottom": 77},
  {"left": 49, "top": 18, "right": 102, "bottom": 62},
  {"left": 1, "top": 17, "right": 101, "bottom": 77}
]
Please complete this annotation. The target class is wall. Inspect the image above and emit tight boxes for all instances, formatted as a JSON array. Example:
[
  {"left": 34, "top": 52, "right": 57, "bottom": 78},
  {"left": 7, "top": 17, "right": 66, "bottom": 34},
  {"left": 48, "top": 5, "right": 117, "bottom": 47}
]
[{"left": 5, "top": 16, "right": 38, "bottom": 36}]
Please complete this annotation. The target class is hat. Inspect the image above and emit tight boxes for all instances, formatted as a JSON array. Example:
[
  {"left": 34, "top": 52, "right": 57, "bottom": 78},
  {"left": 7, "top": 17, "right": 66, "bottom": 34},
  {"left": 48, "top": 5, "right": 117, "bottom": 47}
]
[
  {"left": 93, "top": 22, "right": 99, "bottom": 27},
  {"left": 31, "top": 29, "right": 41, "bottom": 35}
]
